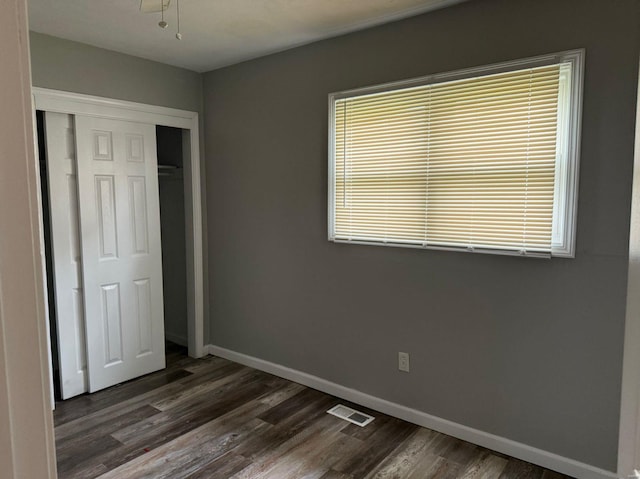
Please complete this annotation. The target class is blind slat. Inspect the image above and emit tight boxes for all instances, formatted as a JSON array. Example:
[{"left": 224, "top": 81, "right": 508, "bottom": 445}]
[{"left": 333, "top": 63, "right": 568, "bottom": 252}]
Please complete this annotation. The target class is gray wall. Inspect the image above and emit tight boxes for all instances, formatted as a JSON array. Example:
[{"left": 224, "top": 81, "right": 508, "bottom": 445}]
[
  {"left": 203, "top": 0, "right": 640, "bottom": 470},
  {"left": 30, "top": 32, "right": 202, "bottom": 112}
]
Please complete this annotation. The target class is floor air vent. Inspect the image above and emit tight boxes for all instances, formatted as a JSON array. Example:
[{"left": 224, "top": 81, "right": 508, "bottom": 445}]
[{"left": 327, "top": 404, "right": 375, "bottom": 427}]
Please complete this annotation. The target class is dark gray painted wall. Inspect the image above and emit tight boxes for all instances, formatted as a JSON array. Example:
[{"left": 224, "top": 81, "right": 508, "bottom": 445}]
[
  {"left": 203, "top": 0, "right": 640, "bottom": 470},
  {"left": 30, "top": 32, "right": 202, "bottom": 112}
]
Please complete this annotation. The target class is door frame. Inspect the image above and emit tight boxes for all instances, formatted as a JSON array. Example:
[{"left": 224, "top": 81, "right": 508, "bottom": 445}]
[
  {"left": 0, "top": 0, "right": 57, "bottom": 476},
  {"left": 618, "top": 56, "right": 640, "bottom": 478},
  {"left": 33, "top": 87, "right": 206, "bottom": 360}
]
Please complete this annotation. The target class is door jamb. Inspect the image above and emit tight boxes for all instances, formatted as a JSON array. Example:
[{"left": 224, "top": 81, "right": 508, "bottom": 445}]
[
  {"left": 618, "top": 56, "right": 640, "bottom": 478},
  {"left": 32, "top": 87, "right": 205, "bottom": 359}
]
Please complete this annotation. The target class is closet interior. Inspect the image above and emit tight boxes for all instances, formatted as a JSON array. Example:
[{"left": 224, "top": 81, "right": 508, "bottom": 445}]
[{"left": 156, "top": 125, "right": 188, "bottom": 349}]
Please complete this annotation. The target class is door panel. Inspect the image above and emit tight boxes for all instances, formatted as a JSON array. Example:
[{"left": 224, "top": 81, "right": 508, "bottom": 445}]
[
  {"left": 43, "top": 112, "right": 88, "bottom": 399},
  {"left": 129, "top": 177, "right": 150, "bottom": 254},
  {"left": 75, "top": 116, "right": 165, "bottom": 393}
]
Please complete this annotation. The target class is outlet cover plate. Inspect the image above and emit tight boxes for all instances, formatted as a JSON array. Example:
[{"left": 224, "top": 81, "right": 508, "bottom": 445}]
[{"left": 399, "top": 352, "right": 410, "bottom": 372}]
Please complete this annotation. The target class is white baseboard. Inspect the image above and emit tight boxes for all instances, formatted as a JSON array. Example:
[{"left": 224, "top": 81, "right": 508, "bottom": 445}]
[
  {"left": 165, "top": 332, "right": 188, "bottom": 347},
  {"left": 205, "top": 344, "right": 618, "bottom": 479}
]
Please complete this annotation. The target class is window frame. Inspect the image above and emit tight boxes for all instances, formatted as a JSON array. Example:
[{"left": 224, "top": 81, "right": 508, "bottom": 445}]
[{"left": 327, "top": 49, "right": 584, "bottom": 258}]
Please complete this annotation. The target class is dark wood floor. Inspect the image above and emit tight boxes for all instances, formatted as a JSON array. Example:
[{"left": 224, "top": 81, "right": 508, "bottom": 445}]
[{"left": 54, "top": 343, "right": 573, "bottom": 479}]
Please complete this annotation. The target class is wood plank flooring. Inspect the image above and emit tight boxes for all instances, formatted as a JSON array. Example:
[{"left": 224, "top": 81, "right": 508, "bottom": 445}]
[{"left": 54, "top": 343, "right": 574, "bottom": 479}]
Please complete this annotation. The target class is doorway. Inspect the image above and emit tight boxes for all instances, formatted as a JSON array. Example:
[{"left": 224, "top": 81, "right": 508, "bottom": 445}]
[
  {"left": 33, "top": 88, "right": 205, "bottom": 401},
  {"left": 157, "top": 125, "right": 189, "bottom": 348}
]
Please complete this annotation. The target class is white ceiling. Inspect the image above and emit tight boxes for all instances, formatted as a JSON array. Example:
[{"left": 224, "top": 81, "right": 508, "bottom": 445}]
[{"left": 28, "top": 0, "right": 465, "bottom": 73}]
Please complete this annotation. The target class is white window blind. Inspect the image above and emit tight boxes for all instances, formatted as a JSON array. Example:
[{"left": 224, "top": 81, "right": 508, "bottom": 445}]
[{"left": 329, "top": 51, "right": 583, "bottom": 257}]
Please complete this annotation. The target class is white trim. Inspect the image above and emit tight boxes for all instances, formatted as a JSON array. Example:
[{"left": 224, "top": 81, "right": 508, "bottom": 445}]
[
  {"left": 32, "top": 88, "right": 196, "bottom": 129},
  {"left": 327, "top": 49, "right": 584, "bottom": 258},
  {"left": 331, "top": 238, "right": 552, "bottom": 259},
  {"left": 551, "top": 50, "right": 584, "bottom": 258},
  {"left": 205, "top": 344, "right": 618, "bottom": 479},
  {"left": 618, "top": 54, "right": 640, "bottom": 478},
  {"left": 329, "top": 50, "right": 583, "bottom": 100},
  {"left": 181, "top": 125, "right": 205, "bottom": 358},
  {"left": 0, "top": 0, "right": 57, "bottom": 474},
  {"left": 32, "top": 88, "right": 205, "bottom": 359}
]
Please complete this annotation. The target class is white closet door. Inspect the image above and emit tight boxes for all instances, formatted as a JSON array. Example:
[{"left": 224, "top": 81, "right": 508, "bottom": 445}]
[
  {"left": 44, "top": 112, "right": 88, "bottom": 399},
  {"left": 75, "top": 116, "right": 165, "bottom": 393}
]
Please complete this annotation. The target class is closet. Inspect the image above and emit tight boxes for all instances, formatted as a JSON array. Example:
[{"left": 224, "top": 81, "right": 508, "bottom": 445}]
[
  {"left": 37, "top": 111, "right": 189, "bottom": 400},
  {"left": 157, "top": 126, "right": 188, "bottom": 349}
]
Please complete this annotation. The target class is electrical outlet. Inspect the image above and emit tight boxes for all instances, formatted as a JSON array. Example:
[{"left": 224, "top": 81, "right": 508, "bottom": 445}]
[{"left": 398, "top": 352, "right": 410, "bottom": 372}]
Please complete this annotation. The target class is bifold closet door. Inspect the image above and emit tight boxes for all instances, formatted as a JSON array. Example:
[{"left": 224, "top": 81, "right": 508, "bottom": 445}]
[
  {"left": 44, "top": 112, "right": 88, "bottom": 399},
  {"left": 75, "top": 115, "right": 165, "bottom": 393}
]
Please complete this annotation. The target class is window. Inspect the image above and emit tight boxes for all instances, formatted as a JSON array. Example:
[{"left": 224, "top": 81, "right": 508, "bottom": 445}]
[{"left": 328, "top": 50, "right": 583, "bottom": 258}]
